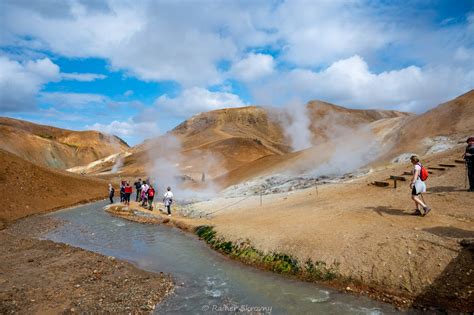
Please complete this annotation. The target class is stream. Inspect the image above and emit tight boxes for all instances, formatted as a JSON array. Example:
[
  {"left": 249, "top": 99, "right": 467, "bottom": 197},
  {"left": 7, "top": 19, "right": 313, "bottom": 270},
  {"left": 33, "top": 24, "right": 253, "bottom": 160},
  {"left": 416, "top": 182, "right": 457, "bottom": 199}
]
[{"left": 43, "top": 201, "right": 412, "bottom": 314}]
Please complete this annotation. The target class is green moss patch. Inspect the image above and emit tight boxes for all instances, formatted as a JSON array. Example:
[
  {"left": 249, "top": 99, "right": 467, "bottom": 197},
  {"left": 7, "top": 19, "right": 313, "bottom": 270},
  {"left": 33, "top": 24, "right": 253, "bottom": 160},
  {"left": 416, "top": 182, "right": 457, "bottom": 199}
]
[{"left": 195, "top": 225, "right": 339, "bottom": 281}]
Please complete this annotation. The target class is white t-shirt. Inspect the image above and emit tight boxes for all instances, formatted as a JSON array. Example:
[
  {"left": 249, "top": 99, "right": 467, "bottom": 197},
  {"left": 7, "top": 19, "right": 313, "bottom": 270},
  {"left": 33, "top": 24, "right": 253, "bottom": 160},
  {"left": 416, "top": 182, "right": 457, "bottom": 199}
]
[
  {"left": 164, "top": 191, "right": 173, "bottom": 206},
  {"left": 413, "top": 164, "right": 421, "bottom": 176},
  {"left": 141, "top": 184, "right": 149, "bottom": 193}
]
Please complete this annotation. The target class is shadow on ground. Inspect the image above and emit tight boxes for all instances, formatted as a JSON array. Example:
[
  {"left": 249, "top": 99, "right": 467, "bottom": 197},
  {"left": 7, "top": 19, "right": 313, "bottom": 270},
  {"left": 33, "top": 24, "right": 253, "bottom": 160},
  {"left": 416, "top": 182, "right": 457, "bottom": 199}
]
[
  {"left": 413, "top": 246, "right": 474, "bottom": 312},
  {"left": 423, "top": 226, "right": 474, "bottom": 239},
  {"left": 427, "top": 186, "right": 466, "bottom": 193},
  {"left": 366, "top": 206, "right": 413, "bottom": 216}
]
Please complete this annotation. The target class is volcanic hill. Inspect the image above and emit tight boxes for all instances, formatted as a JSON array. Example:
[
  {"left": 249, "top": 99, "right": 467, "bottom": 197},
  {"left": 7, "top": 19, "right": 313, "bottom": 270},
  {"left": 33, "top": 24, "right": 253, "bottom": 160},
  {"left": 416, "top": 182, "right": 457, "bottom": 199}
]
[
  {"left": 91, "top": 102, "right": 409, "bottom": 182},
  {"left": 0, "top": 117, "right": 129, "bottom": 169}
]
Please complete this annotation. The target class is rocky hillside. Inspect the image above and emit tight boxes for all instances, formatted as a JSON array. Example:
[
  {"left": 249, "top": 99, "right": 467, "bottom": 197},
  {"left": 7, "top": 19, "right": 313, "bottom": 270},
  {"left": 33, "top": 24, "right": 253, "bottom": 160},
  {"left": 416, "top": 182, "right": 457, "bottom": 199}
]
[
  {"left": 383, "top": 89, "right": 474, "bottom": 159},
  {"left": 0, "top": 117, "right": 129, "bottom": 169}
]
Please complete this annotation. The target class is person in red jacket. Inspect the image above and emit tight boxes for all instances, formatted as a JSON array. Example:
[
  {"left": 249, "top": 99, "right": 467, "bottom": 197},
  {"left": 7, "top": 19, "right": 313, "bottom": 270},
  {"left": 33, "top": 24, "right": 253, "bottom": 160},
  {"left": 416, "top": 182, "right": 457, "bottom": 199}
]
[
  {"left": 124, "top": 182, "right": 133, "bottom": 206},
  {"left": 147, "top": 185, "right": 155, "bottom": 210}
]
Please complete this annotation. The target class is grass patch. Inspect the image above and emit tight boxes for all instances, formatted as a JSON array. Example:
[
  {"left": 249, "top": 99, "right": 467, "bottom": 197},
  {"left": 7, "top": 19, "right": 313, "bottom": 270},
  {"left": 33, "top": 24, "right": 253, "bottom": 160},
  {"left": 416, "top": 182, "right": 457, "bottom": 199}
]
[
  {"left": 61, "top": 142, "right": 80, "bottom": 149},
  {"left": 195, "top": 225, "right": 339, "bottom": 280},
  {"left": 37, "top": 134, "right": 54, "bottom": 140}
]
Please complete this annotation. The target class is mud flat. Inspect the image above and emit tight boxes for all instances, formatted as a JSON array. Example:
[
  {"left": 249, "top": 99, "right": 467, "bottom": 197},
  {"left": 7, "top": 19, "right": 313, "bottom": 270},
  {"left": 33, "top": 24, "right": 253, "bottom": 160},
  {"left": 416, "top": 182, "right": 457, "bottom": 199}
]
[{"left": 0, "top": 214, "right": 173, "bottom": 314}]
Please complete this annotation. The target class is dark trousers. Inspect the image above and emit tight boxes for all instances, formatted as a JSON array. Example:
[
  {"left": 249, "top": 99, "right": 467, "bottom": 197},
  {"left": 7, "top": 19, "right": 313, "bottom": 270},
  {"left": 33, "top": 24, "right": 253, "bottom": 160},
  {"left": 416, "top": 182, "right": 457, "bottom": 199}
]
[
  {"left": 468, "top": 160, "right": 474, "bottom": 191},
  {"left": 166, "top": 205, "right": 171, "bottom": 214},
  {"left": 136, "top": 189, "right": 141, "bottom": 201},
  {"left": 109, "top": 194, "right": 114, "bottom": 204}
]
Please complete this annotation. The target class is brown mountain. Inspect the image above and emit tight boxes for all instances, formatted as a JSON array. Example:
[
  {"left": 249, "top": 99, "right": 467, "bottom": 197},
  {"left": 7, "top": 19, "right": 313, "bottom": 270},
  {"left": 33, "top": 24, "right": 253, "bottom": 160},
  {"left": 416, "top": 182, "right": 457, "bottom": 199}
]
[
  {"left": 383, "top": 89, "right": 474, "bottom": 158},
  {"left": 93, "top": 102, "right": 408, "bottom": 183},
  {"left": 0, "top": 148, "right": 108, "bottom": 226},
  {"left": 0, "top": 117, "right": 129, "bottom": 169}
]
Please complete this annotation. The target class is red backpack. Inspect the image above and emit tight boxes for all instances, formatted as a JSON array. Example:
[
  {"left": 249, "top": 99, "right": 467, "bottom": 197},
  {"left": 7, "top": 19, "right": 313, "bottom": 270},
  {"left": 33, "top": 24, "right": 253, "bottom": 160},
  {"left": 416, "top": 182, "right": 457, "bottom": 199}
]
[
  {"left": 419, "top": 163, "right": 429, "bottom": 181},
  {"left": 148, "top": 188, "right": 155, "bottom": 197}
]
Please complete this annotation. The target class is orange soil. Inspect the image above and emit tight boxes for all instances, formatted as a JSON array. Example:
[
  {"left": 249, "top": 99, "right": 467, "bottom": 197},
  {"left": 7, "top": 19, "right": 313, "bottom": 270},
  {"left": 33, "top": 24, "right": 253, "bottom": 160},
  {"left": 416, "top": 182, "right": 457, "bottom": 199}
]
[{"left": 0, "top": 149, "right": 109, "bottom": 227}]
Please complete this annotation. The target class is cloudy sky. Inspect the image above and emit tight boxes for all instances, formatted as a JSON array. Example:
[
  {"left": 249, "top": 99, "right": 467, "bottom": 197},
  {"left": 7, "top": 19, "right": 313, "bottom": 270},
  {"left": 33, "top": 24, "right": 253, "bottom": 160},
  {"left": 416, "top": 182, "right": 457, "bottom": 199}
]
[{"left": 0, "top": 0, "right": 473, "bottom": 145}]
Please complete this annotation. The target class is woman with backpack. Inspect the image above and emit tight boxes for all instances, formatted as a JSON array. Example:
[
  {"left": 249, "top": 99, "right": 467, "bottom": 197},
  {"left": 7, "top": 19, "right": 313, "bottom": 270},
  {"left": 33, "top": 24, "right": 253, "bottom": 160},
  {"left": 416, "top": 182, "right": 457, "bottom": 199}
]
[{"left": 409, "top": 155, "right": 431, "bottom": 216}]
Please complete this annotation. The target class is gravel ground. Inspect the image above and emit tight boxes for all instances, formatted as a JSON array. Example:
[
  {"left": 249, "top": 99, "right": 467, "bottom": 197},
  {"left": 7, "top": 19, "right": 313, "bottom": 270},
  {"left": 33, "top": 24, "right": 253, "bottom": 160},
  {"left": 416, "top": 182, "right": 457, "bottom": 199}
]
[{"left": 0, "top": 215, "right": 174, "bottom": 314}]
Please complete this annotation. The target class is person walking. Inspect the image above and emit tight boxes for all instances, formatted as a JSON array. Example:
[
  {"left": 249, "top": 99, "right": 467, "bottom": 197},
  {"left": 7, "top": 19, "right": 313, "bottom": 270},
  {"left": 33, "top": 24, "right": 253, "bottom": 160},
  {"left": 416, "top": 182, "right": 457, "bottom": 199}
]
[
  {"left": 124, "top": 181, "right": 132, "bottom": 206},
  {"left": 147, "top": 185, "right": 155, "bottom": 210},
  {"left": 409, "top": 155, "right": 431, "bottom": 216},
  {"left": 120, "top": 180, "right": 125, "bottom": 203},
  {"left": 108, "top": 183, "right": 115, "bottom": 204},
  {"left": 141, "top": 181, "right": 149, "bottom": 207},
  {"left": 163, "top": 186, "right": 173, "bottom": 216},
  {"left": 134, "top": 178, "right": 142, "bottom": 202},
  {"left": 463, "top": 136, "right": 474, "bottom": 192}
]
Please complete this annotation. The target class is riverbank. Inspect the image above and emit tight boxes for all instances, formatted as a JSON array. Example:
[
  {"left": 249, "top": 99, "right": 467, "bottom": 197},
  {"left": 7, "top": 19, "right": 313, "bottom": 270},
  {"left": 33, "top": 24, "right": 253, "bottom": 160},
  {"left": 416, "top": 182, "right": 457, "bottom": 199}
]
[
  {"left": 0, "top": 214, "right": 174, "bottom": 314},
  {"left": 191, "top": 148, "right": 473, "bottom": 312}
]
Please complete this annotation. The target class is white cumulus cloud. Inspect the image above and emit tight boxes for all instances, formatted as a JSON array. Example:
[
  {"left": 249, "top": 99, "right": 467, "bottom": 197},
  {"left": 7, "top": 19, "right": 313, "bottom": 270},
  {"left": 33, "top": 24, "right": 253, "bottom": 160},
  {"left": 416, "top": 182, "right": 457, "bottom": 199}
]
[
  {"left": 0, "top": 56, "right": 60, "bottom": 112},
  {"left": 87, "top": 119, "right": 160, "bottom": 140},
  {"left": 252, "top": 55, "right": 473, "bottom": 112},
  {"left": 61, "top": 72, "right": 107, "bottom": 81},
  {"left": 230, "top": 53, "right": 275, "bottom": 82},
  {"left": 155, "top": 87, "right": 246, "bottom": 117}
]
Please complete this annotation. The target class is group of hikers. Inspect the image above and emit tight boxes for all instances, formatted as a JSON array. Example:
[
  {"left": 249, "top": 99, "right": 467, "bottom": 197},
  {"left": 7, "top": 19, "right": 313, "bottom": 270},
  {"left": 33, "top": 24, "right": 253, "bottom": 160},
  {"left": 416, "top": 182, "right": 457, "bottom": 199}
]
[
  {"left": 409, "top": 136, "right": 474, "bottom": 216},
  {"left": 105, "top": 137, "right": 474, "bottom": 219},
  {"left": 108, "top": 178, "right": 174, "bottom": 216}
]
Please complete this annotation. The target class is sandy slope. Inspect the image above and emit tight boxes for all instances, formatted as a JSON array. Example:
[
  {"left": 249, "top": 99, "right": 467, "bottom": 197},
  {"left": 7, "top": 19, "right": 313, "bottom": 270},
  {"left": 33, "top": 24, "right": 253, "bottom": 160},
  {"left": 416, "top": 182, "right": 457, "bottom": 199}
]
[
  {"left": 189, "top": 147, "right": 473, "bottom": 311},
  {"left": 0, "top": 149, "right": 109, "bottom": 227},
  {"left": 0, "top": 117, "right": 129, "bottom": 169}
]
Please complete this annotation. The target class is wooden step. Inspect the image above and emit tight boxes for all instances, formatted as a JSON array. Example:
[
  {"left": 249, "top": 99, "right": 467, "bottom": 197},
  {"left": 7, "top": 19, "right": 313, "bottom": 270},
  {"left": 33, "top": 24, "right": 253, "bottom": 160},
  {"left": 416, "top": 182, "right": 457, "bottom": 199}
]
[
  {"left": 389, "top": 175, "right": 406, "bottom": 189},
  {"left": 439, "top": 164, "right": 456, "bottom": 168},
  {"left": 455, "top": 160, "right": 466, "bottom": 164},
  {"left": 428, "top": 167, "right": 446, "bottom": 171},
  {"left": 403, "top": 171, "right": 412, "bottom": 176},
  {"left": 373, "top": 181, "right": 390, "bottom": 187}
]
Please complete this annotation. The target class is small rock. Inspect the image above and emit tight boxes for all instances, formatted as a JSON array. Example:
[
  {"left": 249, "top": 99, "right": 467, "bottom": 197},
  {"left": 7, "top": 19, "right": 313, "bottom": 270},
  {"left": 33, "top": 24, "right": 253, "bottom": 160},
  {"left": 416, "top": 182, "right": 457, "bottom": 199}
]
[
  {"left": 75, "top": 284, "right": 81, "bottom": 288},
  {"left": 407, "top": 250, "right": 412, "bottom": 255}
]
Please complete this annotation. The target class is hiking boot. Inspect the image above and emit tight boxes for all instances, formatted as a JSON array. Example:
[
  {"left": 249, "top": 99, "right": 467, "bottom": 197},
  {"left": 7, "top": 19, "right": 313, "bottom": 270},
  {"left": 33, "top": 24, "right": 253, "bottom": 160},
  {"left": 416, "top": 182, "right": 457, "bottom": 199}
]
[
  {"left": 411, "top": 209, "right": 422, "bottom": 216},
  {"left": 422, "top": 207, "right": 431, "bottom": 216}
]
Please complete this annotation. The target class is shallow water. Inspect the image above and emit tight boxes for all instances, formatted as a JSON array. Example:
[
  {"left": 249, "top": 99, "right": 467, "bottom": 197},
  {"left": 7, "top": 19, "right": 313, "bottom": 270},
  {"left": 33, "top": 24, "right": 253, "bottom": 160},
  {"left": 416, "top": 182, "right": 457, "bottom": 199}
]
[{"left": 43, "top": 201, "right": 411, "bottom": 314}]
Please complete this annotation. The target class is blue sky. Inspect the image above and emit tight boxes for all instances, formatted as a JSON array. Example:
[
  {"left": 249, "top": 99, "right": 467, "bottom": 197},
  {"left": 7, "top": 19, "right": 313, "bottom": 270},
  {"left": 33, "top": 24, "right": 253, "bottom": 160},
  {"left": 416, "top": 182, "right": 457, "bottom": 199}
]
[{"left": 0, "top": 0, "right": 473, "bottom": 145}]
